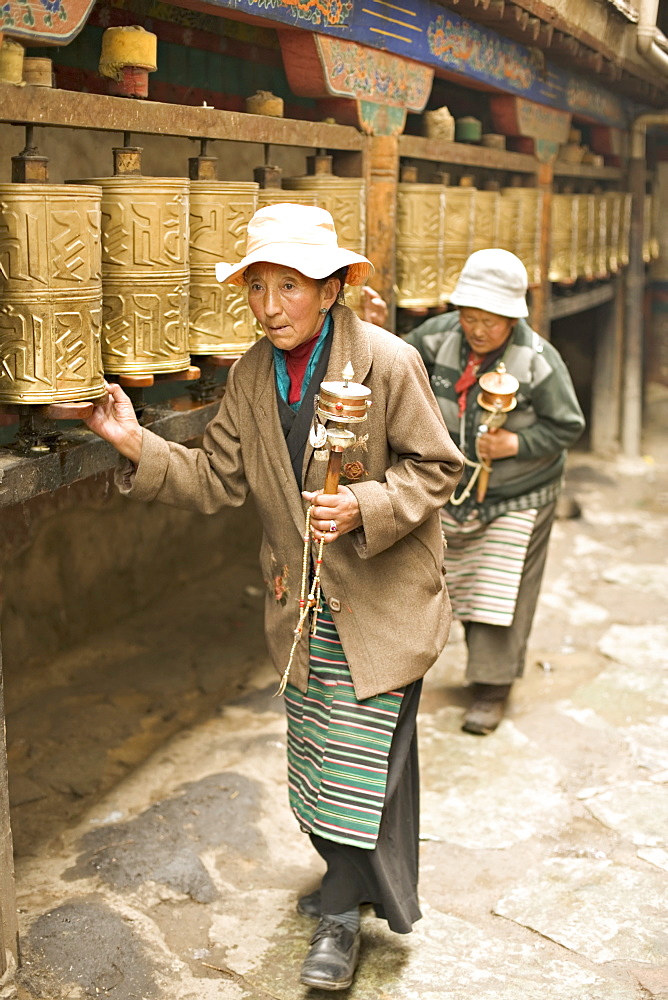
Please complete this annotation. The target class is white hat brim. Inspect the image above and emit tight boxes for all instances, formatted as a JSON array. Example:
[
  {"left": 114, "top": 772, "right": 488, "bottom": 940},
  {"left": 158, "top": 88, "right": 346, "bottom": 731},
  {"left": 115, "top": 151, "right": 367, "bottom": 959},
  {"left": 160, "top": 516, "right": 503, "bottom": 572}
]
[
  {"left": 449, "top": 287, "right": 528, "bottom": 319},
  {"left": 215, "top": 243, "right": 373, "bottom": 287}
]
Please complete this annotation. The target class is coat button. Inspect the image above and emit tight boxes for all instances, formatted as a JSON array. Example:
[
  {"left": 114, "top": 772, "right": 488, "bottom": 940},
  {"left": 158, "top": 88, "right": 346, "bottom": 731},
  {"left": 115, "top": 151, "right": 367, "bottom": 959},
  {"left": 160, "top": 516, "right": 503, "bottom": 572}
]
[{"left": 328, "top": 598, "right": 341, "bottom": 612}]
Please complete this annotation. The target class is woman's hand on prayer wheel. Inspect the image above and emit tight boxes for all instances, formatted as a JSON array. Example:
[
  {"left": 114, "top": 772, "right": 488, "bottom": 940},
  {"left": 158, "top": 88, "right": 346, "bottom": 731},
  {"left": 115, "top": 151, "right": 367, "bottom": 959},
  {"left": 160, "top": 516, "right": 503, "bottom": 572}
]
[
  {"left": 362, "top": 286, "right": 389, "bottom": 328},
  {"left": 302, "top": 486, "right": 363, "bottom": 544},
  {"left": 83, "top": 381, "right": 143, "bottom": 464},
  {"left": 477, "top": 427, "right": 519, "bottom": 462}
]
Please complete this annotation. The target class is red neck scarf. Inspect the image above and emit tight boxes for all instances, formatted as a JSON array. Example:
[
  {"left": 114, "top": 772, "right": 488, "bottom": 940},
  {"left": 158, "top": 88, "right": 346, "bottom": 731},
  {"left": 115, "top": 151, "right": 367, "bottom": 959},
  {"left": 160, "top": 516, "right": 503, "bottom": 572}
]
[{"left": 454, "top": 351, "right": 482, "bottom": 416}]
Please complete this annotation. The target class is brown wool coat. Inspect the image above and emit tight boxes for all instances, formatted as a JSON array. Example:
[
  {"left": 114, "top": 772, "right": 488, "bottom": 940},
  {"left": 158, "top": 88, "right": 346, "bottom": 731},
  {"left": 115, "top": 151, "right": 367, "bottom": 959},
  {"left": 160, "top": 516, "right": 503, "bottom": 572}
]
[{"left": 117, "top": 304, "right": 463, "bottom": 700}]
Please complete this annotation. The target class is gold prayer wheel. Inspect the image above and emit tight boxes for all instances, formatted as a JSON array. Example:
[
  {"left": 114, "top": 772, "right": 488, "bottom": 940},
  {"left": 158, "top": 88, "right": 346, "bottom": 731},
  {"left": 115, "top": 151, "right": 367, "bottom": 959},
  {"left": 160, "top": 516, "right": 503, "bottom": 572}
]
[
  {"left": 256, "top": 188, "right": 318, "bottom": 210},
  {"left": 442, "top": 185, "right": 475, "bottom": 303},
  {"left": 618, "top": 192, "right": 632, "bottom": 269},
  {"left": 0, "top": 184, "right": 105, "bottom": 404},
  {"left": 592, "top": 194, "right": 608, "bottom": 280},
  {"left": 603, "top": 191, "right": 621, "bottom": 274},
  {"left": 395, "top": 182, "right": 445, "bottom": 309},
  {"left": 642, "top": 194, "right": 659, "bottom": 264},
  {"left": 576, "top": 194, "right": 595, "bottom": 281},
  {"left": 80, "top": 176, "right": 191, "bottom": 374},
  {"left": 549, "top": 194, "right": 579, "bottom": 284},
  {"left": 284, "top": 172, "right": 366, "bottom": 316},
  {"left": 472, "top": 189, "right": 500, "bottom": 254},
  {"left": 499, "top": 188, "right": 543, "bottom": 286},
  {"left": 189, "top": 180, "right": 259, "bottom": 357}
]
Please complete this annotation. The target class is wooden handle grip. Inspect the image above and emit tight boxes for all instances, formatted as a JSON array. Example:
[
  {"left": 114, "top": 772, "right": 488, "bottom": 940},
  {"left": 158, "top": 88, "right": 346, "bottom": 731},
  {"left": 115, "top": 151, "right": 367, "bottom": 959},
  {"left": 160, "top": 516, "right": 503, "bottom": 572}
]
[
  {"left": 323, "top": 450, "right": 343, "bottom": 496},
  {"left": 476, "top": 465, "right": 491, "bottom": 503}
]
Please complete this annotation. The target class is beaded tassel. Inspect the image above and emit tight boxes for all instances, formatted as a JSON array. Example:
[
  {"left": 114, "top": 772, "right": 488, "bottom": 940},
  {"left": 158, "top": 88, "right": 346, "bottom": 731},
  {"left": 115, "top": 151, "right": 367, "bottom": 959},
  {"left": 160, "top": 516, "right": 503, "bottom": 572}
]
[{"left": 275, "top": 505, "right": 326, "bottom": 697}]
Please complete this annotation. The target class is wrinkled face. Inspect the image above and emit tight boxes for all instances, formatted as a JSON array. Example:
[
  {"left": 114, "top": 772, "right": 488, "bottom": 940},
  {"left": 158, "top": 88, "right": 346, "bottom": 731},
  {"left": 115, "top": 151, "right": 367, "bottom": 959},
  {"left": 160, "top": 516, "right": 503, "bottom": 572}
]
[
  {"left": 245, "top": 262, "right": 340, "bottom": 351},
  {"left": 458, "top": 307, "right": 515, "bottom": 355}
]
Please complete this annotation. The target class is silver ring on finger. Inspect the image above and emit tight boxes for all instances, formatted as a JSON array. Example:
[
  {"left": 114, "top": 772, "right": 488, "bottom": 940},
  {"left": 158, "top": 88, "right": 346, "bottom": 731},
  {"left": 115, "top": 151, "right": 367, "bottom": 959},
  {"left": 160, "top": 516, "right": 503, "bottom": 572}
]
[{"left": 329, "top": 520, "right": 338, "bottom": 533}]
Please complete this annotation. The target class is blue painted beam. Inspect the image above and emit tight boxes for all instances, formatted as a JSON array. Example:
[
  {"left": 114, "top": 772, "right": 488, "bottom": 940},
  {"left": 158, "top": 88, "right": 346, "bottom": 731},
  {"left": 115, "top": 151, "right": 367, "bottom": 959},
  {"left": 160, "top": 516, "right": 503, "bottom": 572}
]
[{"left": 210, "top": 0, "right": 634, "bottom": 126}]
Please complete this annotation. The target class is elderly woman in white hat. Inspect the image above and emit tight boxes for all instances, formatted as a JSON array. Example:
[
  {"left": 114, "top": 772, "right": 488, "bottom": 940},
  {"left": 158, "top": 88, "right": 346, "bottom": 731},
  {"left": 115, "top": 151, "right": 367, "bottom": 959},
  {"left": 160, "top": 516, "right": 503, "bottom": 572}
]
[
  {"left": 84, "top": 203, "right": 462, "bottom": 991},
  {"left": 405, "top": 249, "right": 584, "bottom": 735}
]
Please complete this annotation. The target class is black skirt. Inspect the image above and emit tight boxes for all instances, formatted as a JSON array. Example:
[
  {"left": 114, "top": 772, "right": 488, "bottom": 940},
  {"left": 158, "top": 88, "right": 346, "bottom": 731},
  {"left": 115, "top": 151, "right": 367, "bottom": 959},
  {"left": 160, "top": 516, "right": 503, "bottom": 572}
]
[{"left": 310, "top": 679, "right": 422, "bottom": 934}]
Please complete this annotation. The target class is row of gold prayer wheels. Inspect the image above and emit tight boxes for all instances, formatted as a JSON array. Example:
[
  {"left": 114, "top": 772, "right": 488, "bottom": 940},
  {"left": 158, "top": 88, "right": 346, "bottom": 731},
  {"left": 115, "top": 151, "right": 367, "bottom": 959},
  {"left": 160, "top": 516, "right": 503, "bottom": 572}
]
[
  {"left": 395, "top": 182, "right": 656, "bottom": 309},
  {"left": 549, "top": 192, "right": 658, "bottom": 284},
  {"left": 0, "top": 152, "right": 366, "bottom": 406},
  {"left": 396, "top": 180, "right": 544, "bottom": 309}
]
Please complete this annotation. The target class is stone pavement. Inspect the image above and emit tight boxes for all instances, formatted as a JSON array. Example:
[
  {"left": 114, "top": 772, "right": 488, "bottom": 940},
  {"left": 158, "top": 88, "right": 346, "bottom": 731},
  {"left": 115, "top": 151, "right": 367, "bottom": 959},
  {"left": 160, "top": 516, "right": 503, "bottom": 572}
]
[{"left": 10, "top": 396, "right": 668, "bottom": 1000}]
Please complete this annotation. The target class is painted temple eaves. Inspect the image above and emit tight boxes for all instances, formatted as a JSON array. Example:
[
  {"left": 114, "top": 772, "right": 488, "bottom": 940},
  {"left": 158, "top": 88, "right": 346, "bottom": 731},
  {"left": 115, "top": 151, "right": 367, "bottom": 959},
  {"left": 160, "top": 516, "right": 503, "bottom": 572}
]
[{"left": 0, "top": 0, "right": 655, "bottom": 126}]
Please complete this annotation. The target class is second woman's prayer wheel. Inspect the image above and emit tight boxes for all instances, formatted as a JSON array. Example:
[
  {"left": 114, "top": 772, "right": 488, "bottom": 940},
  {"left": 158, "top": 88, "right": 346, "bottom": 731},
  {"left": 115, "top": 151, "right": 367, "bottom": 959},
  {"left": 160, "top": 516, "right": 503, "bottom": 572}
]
[
  {"left": 395, "top": 182, "right": 445, "bottom": 309},
  {"left": 189, "top": 180, "right": 259, "bottom": 357},
  {"left": 81, "top": 176, "right": 191, "bottom": 374},
  {"left": 0, "top": 184, "right": 105, "bottom": 404}
]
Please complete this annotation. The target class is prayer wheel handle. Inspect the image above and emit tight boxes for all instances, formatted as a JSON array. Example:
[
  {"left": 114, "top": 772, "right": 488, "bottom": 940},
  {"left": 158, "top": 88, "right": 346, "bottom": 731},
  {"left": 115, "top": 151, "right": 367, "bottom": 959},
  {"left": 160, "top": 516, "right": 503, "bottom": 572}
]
[{"left": 323, "top": 427, "right": 356, "bottom": 495}]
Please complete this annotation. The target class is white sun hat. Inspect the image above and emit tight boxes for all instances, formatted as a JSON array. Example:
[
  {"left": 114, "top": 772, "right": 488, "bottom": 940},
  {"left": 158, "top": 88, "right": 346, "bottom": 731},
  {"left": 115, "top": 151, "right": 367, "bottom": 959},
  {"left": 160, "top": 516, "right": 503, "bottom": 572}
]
[
  {"left": 449, "top": 248, "right": 529, "bottom": 318},
  {"left": 215, "top": 202, "right": 374, "bottom": 287}
]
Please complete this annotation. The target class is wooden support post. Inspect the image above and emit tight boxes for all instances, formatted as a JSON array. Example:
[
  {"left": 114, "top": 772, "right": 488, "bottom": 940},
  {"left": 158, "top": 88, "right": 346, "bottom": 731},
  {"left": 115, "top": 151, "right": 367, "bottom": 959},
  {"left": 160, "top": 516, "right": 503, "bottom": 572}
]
[
  {"left": 591, "top": 277, "right": 623, "bottom": 456},
  {"left": 530, "top": 161, "right": 553, "bottom": 339},
  {"left": 0, "top": 631, "right": 19, "bottom": 992},
  {"left": 365, "top": 135, "right": 398, "bottom": 330}
]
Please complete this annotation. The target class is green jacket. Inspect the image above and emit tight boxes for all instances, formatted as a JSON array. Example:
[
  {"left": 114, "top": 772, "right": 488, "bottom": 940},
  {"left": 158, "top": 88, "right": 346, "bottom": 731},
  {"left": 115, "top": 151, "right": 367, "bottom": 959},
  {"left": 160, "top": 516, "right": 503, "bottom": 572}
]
[{"left": 404, "top": 312, "right": 585, "bottom": 522}]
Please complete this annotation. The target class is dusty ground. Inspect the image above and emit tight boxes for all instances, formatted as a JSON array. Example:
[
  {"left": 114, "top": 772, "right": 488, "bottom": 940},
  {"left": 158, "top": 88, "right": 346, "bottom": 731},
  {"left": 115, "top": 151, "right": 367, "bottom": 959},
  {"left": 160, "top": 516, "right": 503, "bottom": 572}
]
[{"left": 4, "top": 386, "right": 668, "bottom": 1000}]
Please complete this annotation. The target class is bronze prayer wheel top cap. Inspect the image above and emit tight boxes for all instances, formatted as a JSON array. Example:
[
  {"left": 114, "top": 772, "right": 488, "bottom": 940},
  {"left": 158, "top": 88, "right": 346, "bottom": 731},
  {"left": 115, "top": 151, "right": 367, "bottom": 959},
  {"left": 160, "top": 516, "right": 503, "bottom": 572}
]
[{"left": 478, "top": 363, "right": 519, "bottom": 413}]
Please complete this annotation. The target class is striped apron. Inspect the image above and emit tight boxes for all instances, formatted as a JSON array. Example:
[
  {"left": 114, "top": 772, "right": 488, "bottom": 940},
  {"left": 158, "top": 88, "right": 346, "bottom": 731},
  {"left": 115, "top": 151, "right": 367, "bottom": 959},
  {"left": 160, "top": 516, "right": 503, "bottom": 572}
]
[
  {"left": 441, "top": 507, "right": 538, "bottom": 627},
  {"left": 285, "top": 604, "right": 404, "bottom": 850}
]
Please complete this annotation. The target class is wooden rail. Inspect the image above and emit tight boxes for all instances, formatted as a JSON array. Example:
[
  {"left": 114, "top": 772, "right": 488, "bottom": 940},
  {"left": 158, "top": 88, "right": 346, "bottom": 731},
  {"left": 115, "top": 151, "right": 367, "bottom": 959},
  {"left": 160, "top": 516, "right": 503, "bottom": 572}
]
[
  {"left": 0, "top": 84, "right": 364, "bottom": 149},
  {"left": 398, "top": 134, "right": 538, "bottom": 173}
]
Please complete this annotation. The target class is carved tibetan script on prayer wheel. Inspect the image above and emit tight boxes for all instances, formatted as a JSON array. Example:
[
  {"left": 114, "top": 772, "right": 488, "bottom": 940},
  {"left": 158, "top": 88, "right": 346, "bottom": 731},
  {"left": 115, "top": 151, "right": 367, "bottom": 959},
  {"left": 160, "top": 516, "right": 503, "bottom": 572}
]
[
  {"left": 396, "top": 183, "right": 445, "bottom": 309},
  {"left": 284, "top": 174, "right": 367, "bottom": 316},
  {"left": 0, "top": 184, "right": 105, "bottom": 404},
  {"left": 189, "top": 181, "right": 259, "bottom": 357},
  {"left": 82, "top": 177, "right": 191, "bottom": 375},
  {"left": 442, "top": 186, "right": 474, "bottom": 303}
]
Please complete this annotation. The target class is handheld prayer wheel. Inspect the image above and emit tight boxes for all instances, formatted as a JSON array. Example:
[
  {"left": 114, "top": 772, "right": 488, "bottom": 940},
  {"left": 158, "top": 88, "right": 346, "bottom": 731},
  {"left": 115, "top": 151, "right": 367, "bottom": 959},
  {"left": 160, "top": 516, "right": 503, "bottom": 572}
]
[
  {"left": 575, "top": 194, "right": 595, "bottom": 281},
  {"left": 548, "top": 194, "right": 579, "bottom": 285},
  {"left": 316, "top": 363, "right": 371, "bottom": 495},
  {"left": 472, "top": 188, "right": 500, "bottom": 254},
  {"left": 78, "top": 169, "right": 191, "bottom": 375},
  {"left": 189, "top": 180, "right": 259, "bottom": 356},
  {"left": 441, "top": 184, "right": 475, "bottom": 303},
  {"left": 475, "top": 363, "right": 519, "bottom": 503},
  {"left": 395, "top": 182, "right": 445, "bottom": 309},
  {"left": 284, "top": 166, "right": 366, "bottom": 316},
  {"left": 0, "top": 184, "right": 105, "bottom": 404}
]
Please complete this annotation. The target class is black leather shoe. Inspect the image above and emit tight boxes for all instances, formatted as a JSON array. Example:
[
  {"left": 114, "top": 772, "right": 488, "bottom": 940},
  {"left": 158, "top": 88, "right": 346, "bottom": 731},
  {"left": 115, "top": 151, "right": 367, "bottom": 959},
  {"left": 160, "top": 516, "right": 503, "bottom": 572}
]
[
  {"left": 299, "top": 917, "right": 361, "bottom": 991},
  {"left": 297, "top": 889, "right": 321, "bottom": 918}
]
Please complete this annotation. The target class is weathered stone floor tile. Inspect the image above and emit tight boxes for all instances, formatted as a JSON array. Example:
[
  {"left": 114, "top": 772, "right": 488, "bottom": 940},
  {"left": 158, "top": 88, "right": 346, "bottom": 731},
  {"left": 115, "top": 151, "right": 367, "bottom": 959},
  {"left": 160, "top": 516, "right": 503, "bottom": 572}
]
[
  {"left": 580, "top": 781, "right": 668, "bottom": 847},
  {"left": 598, "top": 624, "right": 668, "bottom": 671},
  {"left": 243, "top": 904, "right": 637, "bottom": 1000},
  {"left": 494, "top": 857, "right": 668, "bottom": 964},
  {"left": 419, "top": 709, "right": 570, "bottom": 849}
]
